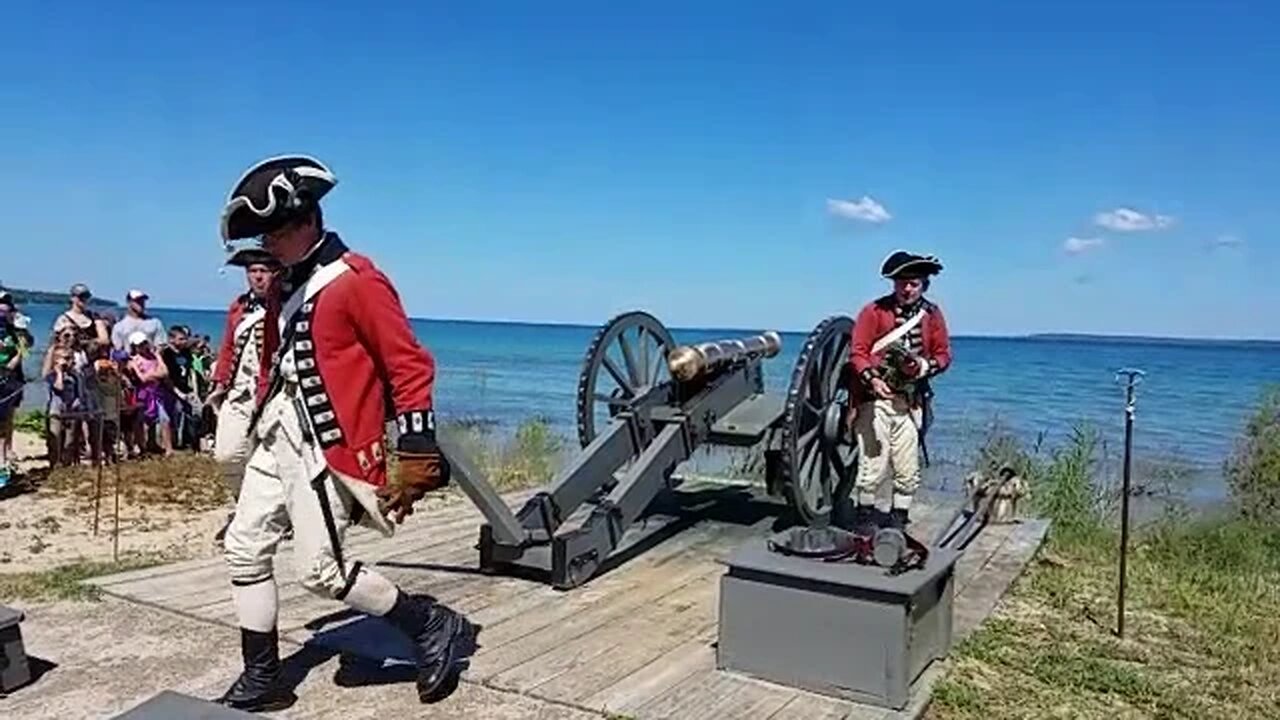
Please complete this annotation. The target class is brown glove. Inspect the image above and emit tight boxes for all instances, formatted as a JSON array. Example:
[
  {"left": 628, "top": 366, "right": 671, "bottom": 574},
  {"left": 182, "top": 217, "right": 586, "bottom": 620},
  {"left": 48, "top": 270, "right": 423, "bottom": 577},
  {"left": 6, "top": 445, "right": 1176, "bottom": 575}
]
[{"left": 377, "top": 450, "right": 449, "bottom": 524}]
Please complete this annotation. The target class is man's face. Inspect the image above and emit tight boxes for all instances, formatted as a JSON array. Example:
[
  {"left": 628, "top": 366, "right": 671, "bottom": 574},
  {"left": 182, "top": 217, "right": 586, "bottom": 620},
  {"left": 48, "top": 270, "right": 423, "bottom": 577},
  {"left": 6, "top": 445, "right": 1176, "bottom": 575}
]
[
  {"left": 169, "top": 331, "right": 189, "bottom": 349},
  {"left": 128, "top": 298, "right": 146, "bottom": 315},
  {"left": 894, "top": 277, "right": 925, "bottom": 305},
  {"left": 72, "top": 291, "right": 90, "bottom": 310},
  {"left": 245, "top": 263, "right": 277, "bottom": 297},
  {"left": 261, "top": 215, "right": 318, "bottom": 266}
]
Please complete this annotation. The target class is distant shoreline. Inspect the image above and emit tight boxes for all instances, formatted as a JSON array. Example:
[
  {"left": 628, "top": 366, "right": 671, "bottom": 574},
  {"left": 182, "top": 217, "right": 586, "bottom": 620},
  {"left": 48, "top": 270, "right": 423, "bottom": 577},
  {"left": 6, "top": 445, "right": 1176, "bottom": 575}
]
[
  {"left": 11, "top": 301, "right": 1277, "bottom": 346},
  {"left": 1, "top": 288, "right": 119, "bottom": 310}
]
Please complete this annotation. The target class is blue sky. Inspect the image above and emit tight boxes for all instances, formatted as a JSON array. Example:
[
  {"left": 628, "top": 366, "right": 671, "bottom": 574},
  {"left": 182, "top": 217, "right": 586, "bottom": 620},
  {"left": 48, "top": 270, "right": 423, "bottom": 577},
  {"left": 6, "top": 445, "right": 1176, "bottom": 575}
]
[{"left": 2, "top": 1, "right": 1276, "bottom": 338}]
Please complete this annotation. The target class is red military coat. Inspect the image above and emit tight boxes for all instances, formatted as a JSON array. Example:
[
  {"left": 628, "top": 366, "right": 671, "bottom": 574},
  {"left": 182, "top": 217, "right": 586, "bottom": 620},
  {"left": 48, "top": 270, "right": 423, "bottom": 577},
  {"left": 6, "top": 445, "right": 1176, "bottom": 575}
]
[
  {"left": 849, "top": 294, "right": 952, "bottom": 406},
  {"left": 259, "top": 240, "right": 435, "bottom": 489},
  {"left": 212, "top": 294, "right": 266, "bottom": 390}
]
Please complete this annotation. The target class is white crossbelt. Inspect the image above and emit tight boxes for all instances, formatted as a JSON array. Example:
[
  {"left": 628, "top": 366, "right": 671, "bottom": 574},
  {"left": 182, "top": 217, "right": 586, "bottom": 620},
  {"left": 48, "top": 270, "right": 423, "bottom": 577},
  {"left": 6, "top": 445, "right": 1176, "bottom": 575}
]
[{"left": 872, "top": 308, "right": 926, "bottom": 354}]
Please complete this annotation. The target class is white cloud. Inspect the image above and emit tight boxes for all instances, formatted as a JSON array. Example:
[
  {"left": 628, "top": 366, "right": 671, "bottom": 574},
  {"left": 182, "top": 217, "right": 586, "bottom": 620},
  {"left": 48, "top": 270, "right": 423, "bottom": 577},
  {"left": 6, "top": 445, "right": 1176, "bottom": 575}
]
[
  {"left": 1063, "top": 236, "right": 1105, "bottom": 255},
  {"left": 1093, "top": 207, "right": 1175, "bottom": 232},
  {"left": 826, "top": 195, "right": 892, "bottom": 224}
]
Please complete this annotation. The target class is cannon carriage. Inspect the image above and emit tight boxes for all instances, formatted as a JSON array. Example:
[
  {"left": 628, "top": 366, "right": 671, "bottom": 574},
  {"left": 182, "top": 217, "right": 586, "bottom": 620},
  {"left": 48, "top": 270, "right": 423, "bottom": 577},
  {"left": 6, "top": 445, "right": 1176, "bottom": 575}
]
[{"left": 439, "top": 310, "right": 860, "bottom": 589}]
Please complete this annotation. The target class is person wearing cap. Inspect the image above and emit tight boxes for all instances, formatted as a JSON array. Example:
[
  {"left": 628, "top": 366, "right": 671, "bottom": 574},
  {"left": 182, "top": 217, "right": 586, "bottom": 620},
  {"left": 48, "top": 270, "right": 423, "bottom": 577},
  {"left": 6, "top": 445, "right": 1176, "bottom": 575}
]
[
  {"left": 125, "top": 330, "right": 174, "bottom": 457},
  {"left": 848, "top": 250, "right": 953, "bottom": 534},
  {"left": 53, "top": 283, "right": 109, "bottom": 350},
  {"left": 207, "top": 247, "right": 280, "bottom": 541},
  {"left": 213, "top": 155, "right": 466, "bottom": 711},
  {"left": 110, "top": 289, "right": 167, "bottom": 353},
  {"left": 0, "top": 292, "right": 31, "bottom": 486}
]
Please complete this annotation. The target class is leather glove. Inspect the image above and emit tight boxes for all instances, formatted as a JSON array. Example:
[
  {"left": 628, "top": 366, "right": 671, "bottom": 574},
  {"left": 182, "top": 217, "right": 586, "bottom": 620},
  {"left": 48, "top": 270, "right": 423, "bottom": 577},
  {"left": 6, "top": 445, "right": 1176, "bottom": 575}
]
[{"left": 377, "top": 449, "right": 450, "bottom": 524}]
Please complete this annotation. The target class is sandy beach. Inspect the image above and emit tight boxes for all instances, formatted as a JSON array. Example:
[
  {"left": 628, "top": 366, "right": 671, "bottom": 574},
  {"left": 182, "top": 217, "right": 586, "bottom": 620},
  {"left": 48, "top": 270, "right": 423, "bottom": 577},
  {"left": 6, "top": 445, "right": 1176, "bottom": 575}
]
[{"left": 1, "top": 431, "right": 233, "bottom": 572}]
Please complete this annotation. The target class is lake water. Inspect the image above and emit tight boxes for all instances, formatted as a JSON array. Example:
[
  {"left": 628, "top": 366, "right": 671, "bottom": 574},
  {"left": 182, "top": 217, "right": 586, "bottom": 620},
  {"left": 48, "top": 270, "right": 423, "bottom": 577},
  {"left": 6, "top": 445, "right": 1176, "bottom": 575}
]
[{"left": 11, "top": 303, "right": 1276, "bottom": 501}]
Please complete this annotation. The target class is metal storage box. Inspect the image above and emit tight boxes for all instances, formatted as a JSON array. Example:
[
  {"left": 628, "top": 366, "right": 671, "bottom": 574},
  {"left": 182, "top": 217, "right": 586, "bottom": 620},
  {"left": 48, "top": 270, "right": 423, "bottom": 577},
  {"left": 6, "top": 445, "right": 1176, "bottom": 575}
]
[
  {"left": 111, "top": 690, "right": 265, "bottom": 718},
  {"left": 716, "top": 535, "right": 957, "bottom": 709},
  {"left": 1, "top": 604, "right": 31, "bottom": 694}
]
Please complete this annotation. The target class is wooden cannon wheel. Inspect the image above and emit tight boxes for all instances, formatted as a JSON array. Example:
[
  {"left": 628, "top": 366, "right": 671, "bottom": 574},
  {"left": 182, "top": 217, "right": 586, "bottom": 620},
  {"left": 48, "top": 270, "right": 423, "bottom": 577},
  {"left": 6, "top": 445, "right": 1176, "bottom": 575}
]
[
  {"left": 780, "top": 315, "right": 857, "bottom": 525},
  {"left": 575, "top": 311, "right": 677, "bottom": 448}
]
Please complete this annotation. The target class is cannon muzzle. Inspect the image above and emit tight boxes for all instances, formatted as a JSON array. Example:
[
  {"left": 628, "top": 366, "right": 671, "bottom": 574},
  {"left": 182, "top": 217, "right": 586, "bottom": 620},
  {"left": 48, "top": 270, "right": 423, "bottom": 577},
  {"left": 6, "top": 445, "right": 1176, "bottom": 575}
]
[{"left": 667, "top": 331, "right": 782, "bottom": 382}]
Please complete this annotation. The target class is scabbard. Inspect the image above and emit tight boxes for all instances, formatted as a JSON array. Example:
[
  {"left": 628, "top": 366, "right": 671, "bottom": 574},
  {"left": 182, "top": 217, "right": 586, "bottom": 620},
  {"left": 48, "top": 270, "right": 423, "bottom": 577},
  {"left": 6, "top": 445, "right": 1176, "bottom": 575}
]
[
  {"left": 292, "top": 393, "right": 314, "bottom": 444},
  {"left": 310, "top": 472, "right": 346, "bottom": 576}
]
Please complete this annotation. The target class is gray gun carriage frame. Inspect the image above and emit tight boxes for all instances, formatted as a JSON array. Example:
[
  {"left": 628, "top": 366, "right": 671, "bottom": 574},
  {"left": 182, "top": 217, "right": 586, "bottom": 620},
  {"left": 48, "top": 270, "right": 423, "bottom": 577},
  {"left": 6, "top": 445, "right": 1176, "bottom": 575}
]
[{"left": 438, "top": 310, "right": 860, "bottom": 590}]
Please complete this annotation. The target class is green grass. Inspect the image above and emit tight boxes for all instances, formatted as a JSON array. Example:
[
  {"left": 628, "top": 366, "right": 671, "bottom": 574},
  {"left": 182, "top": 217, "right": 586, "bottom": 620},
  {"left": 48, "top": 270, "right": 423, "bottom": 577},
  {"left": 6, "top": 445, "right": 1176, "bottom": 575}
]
[
  {"left": 0, "top": 554, "right": 166, "bottom": 602},
  {"left": 438, "top": 415, "right": 570, "bottom": 492},
  {"left": 14, "top": 408, "right": 47, "bottom": 437},
  {"left": 928, "top": 403, "right": 1280, "bottom": 720}
]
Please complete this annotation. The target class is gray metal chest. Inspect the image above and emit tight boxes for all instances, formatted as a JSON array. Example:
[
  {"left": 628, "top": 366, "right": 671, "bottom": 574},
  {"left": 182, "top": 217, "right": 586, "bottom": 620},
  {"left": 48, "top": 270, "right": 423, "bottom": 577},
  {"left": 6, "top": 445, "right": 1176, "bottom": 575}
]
[
  {"left": 1, "top": 604, "right": 31, "bottom": 694},
  {"left": 111, "top": 690, "right": 265, "bottom": 718},
  {"left": 716, "top": 536, "right": 957, "bottom": 710}
]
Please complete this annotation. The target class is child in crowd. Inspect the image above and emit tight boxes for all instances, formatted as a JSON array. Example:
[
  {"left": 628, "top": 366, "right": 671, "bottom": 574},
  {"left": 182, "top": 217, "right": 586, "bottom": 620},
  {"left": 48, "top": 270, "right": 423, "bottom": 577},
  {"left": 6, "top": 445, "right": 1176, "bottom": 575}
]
[
  {"left": 114, "top": 349, "right": 143, "bottom": 459},
  {"left": 91, "top": 344, "right": 123, "bottom": 464},
  {"left": 126, "top": 331, "right": 172, "bottom": 456},
  {"left": 47, "top": 345, "right": 86, "bottom": 465}
]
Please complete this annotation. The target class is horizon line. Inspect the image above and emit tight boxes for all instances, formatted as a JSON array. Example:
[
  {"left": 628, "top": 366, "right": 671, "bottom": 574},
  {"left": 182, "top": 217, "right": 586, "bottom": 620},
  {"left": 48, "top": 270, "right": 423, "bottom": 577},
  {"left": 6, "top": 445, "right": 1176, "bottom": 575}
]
[
  {"left": 13, "top": 300, "right": 1278, "bottom": 344},
  {"left": 50, "top": 301, "right": 1275, "bottom": 345}
]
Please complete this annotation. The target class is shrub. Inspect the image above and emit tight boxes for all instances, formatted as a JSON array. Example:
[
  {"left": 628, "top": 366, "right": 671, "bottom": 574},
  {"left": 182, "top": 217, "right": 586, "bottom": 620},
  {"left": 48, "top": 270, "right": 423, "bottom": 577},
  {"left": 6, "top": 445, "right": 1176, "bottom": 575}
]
[
  {"left": 438, "top": 415, "right": 568, "bottom": 492},
  {"left": 972, "top": 419, "right": 1045, "bottom": 484},
  {"left": 1223, "top": 385, "right": 1280, "bottom": 523},
  {"left": 971, "top": 420, "right": 1110, "bottom": 546},
  {"left": 15, "top": 409, "right": 48, "bottom": 438}
]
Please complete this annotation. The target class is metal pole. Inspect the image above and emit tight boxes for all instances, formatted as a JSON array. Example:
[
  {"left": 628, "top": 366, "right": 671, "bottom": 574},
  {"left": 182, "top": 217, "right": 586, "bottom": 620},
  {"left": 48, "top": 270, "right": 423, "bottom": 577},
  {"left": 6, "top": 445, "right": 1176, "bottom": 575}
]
[
  {"left": 1115, "top": 368, "right": 1144, "bottom": 639},
  {"left": 113, "top": 457, "right": 121, "bottom": 563},
  {"left": 113, "top": 382, "right": 123, "bottom": 563},
  {"left": 93, "top": 410, "right": 104, "bottom": 536}
]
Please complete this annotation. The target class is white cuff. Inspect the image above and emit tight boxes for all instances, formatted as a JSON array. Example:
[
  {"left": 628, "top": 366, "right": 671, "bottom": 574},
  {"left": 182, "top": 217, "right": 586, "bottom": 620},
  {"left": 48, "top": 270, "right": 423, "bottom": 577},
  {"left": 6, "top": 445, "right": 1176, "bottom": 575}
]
[{"left": 892, "top": 492, "right": 914, "bottom": 510}]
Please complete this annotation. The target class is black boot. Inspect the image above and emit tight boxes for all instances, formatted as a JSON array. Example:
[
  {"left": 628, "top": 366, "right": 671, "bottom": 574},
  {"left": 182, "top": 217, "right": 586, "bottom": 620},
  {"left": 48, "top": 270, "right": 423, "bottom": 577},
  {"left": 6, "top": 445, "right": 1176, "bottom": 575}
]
[
  {"left": 215, "top": 628, "right": 296, "bottom": 712},
  {"left": 383, "top": 590, "right": 469, "bottom": 703},
  {"left": 888, "top": 507, "right": 910, "bottom": 530},
  {"left": 852, "top": 504, "right": 881, "bottom": 537}
]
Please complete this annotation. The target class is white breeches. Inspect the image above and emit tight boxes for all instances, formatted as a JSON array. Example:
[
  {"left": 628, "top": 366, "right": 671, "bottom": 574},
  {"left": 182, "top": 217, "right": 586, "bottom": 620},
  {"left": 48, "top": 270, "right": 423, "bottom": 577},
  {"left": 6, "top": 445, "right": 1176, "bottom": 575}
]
[
  {"left": 852, "top": 398, "right": 922, "bottom": 510},
  {"left": 213, "top": 393, "right": 254, "bottom": 498},
  {"left": 222, "top": 388, "right": 397, "bottom": 631}
]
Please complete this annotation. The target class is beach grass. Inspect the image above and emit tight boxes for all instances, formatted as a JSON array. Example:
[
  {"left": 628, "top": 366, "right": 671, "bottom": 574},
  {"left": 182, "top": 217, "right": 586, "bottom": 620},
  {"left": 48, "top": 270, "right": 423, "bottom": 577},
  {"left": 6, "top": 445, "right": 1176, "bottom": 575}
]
[
  {"left": 3, "top": 416, "right": 569, "bottom": 601},
  {"left": 0, "top": 554, "right": 167, "bottom": 602},
  {"left": 28, "top": 414, "right": 569, "bottom": 515},
  {"left": 927, "top": 393, "right": 1280, "bottom": 720},
  {"left": 14, "top": 409, "right": 48, "bottom": 437},
  {"left": 40, "top": 452, "right": 232, "bottom": 514},
  {"left": 438, "top": 415, "right": 570, "bottom": 492}
]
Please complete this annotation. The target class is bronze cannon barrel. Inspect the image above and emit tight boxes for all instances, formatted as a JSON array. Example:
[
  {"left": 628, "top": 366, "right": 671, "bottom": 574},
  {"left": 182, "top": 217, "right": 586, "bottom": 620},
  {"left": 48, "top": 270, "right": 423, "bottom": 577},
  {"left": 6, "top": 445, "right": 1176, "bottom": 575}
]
[{"left": 667, "top": 331, "right": 783, "bottom": 382}]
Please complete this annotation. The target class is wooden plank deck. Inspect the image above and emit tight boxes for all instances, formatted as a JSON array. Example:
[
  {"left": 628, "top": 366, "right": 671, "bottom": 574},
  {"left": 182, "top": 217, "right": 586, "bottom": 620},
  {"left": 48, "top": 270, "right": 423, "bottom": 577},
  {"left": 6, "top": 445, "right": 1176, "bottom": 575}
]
[{"left": 87, "top": 483, "right": 1048, "bottom": 720}]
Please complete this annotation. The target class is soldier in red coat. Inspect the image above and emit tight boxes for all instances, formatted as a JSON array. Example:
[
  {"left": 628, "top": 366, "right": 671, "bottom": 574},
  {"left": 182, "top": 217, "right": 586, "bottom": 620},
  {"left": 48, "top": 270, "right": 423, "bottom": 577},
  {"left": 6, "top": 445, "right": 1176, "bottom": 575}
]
[
  {"left": 208, "top": 247, "right": 279, "bottom": 543},
  {"left": 213, "top": 156, "right": 469, "bottom": 711},
  {"left": 848, "top": 251, "right": 952, "bottom": 534}
]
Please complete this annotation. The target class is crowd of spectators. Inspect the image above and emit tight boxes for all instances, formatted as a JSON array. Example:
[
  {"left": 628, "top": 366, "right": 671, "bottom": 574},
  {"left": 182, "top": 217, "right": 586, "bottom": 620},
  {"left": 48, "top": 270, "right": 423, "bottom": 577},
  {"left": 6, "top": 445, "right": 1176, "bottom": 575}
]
[{"left": 0, "top": 283, "right": 219, "bottom": 486}]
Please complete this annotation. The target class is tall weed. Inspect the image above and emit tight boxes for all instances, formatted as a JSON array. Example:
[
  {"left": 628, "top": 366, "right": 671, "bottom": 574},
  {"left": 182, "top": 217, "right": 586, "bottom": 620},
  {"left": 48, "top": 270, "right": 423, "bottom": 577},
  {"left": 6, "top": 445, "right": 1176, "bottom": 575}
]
[{"left": 1223, "top": 385, "right": 1280, "bottom": 523}]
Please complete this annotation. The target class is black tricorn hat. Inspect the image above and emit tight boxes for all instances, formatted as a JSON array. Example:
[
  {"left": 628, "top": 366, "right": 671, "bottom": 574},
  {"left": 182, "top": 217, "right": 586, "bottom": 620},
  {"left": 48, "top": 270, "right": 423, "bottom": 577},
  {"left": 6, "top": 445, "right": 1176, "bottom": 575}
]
[
  {"left": 220, "top": 155, "right": 337, "bottom": 242},
  {"left": 881, "top": 250, "right": 943, "bottom": 279},
  {"left": 225, "top": 246, "right": 282, "bottom": 268}
]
